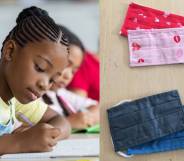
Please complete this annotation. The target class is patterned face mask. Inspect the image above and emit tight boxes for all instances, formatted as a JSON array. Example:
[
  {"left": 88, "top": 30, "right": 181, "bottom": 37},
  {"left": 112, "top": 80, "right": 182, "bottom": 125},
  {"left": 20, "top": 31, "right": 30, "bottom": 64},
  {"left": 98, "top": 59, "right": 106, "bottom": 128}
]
[
  {"left": 128, "top": 27, "right": 184, "bottom": 67},
  {"left": 120, "top": 3, "right": 184, "bottom": 36},
  {"left": 107, "top": 90, "right": 184, "bottom": 155}
]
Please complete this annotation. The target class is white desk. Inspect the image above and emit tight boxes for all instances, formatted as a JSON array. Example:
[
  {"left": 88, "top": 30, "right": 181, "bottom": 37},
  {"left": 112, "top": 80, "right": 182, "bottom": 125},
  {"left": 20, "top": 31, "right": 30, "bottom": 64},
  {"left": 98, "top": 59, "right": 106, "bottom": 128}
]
[{"left": 0, "top": 134, "right": 99, "bottom": 161}]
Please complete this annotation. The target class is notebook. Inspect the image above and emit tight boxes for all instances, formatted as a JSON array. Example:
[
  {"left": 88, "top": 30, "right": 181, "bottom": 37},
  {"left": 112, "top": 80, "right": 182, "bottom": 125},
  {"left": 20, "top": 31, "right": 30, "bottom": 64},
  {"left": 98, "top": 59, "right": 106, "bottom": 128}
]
[
  {"left": 1, "top": 138, "right": 99, "bottom": 159},
  {"left": 72, "top": 124, "right": 100, "bottom": 134}
]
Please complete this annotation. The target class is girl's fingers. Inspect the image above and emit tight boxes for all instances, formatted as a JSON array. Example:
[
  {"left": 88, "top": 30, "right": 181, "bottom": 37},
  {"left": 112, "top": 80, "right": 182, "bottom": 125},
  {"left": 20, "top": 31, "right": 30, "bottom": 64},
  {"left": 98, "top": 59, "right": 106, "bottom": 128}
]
[
  {"left": 48, "top": 140, "right": 57, "bottom": 147},
  {"left": 13, "top": 126, "right": 30, "bottom": 133},
  {"left": 50, "top": 128, "right": 61, "bottom": 138}
]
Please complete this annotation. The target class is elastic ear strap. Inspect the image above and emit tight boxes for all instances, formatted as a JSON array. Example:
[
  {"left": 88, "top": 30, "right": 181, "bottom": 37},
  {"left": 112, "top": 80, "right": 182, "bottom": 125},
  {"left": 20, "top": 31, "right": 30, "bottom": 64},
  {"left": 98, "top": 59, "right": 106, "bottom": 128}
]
[
  {"left": 117, "top": 151, "right": 134, "bottom": 158},
  {"left": 114, "top": 99, "right": 131, "bottom": 106},
  {"left": 109, "top": 128, "right": 134, "bottom": 158}
]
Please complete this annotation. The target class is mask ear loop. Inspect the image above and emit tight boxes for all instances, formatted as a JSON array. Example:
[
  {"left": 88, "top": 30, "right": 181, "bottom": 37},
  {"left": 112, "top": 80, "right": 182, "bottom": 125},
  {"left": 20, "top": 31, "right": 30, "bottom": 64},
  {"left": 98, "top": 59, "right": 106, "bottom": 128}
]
[
  {"left": 117, "top": 151, "right": 134, "bottom": 158},
  {"left": 113, "top": 99, "right": 131, "bottom": 106},
  {"left": 111, "top": 99, "right": 134, "bottom": 158}
]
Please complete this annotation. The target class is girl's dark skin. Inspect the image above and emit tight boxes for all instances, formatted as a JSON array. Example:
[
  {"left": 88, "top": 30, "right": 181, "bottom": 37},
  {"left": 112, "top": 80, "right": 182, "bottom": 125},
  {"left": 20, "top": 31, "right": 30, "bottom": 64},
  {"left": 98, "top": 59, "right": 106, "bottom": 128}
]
[{"left": 0, "top": 39, "right": 71, "bottom": 154}]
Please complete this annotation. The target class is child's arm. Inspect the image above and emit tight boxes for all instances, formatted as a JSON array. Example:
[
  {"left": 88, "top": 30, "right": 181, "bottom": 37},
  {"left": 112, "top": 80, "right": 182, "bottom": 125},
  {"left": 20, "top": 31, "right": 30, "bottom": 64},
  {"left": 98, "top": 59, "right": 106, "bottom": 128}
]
[
  {"left": 0, "top": 133, "right": 21, "bottom": 155},
  {"left": 39, "top": 107, "right": 71, "bottom": 139},
  {"left": 7, "top": 107, "right": 70, "bottom": 155},
  {"left": 67, "top": 105, "right": 99, "bottom": 129},
  {"left": 87, "top": 105, "right": 99, "bottom": 125},
  {"left": 0, "top": 123, "right": 61, "bottom": 155},
  {"left": 15, "top": 100, "right": 71, "bottom": 139}
]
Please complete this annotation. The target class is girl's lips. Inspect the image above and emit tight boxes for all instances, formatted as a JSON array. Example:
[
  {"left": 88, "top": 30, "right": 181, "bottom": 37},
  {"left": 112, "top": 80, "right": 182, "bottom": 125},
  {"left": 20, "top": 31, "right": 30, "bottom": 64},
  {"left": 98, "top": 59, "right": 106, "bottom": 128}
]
[
  {"left": 56, "top": 82, "right": 66, "bottom": 88},
  {"left": 27, "top": 88, "right": 41, "bottom": 101},
  {"left": 27, "top": 89, "right": 38, "bottom": 101}
]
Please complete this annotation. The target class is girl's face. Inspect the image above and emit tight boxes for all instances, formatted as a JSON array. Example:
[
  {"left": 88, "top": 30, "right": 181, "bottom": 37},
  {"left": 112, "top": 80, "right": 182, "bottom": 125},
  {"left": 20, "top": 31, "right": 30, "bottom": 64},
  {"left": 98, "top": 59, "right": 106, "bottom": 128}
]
[
  {"left": 3, "top": 40, "right": 68, "bottom": 104},
  {"left": 50, "top": 44, "right": 84, "bottom": 91}
]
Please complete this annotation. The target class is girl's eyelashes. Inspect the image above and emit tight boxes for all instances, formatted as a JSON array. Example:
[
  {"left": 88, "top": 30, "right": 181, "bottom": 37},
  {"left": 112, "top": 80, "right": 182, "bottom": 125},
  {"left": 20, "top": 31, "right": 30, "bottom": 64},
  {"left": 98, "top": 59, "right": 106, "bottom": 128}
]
[
  {"left": 49, "top": 77, "right": 59, "bottom": 84},
  {"left": 35, "top": 64, "right": 45, "bottom": 73},
  {"left": 49, "top": 79, "right": 55, "bottom": 84}
]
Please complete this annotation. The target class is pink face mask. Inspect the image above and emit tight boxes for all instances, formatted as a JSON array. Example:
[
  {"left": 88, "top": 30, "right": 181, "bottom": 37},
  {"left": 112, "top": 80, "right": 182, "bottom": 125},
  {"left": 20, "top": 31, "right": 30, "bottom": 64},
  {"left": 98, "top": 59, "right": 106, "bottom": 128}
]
[
  {"left": 121, "top": 3, "right": 184, "bottom": 36},
  {"left": 128, "top": 27, "right": 184, "bottom": 67}
]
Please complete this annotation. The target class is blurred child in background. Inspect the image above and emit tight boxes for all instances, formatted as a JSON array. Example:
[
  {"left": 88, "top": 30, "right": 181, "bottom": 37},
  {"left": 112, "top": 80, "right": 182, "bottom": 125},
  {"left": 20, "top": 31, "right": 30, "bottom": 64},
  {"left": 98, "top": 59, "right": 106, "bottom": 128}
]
[
  {"left": 62, "top": 26, "right": 100, "bottom": 101},
  {"left": 42, "top": 25, "right": 99, "bottom": 130}
]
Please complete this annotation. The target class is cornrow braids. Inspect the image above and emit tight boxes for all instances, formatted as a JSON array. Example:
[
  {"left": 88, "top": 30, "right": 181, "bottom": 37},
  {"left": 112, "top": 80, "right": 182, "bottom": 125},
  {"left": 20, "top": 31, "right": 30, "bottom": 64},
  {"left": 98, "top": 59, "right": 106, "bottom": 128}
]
[
  {"left": 58, "top": 25, "right": 85, "bottom": 53},
  {"left": 1, "top": 6, "right": 69, "bottom": 54}
]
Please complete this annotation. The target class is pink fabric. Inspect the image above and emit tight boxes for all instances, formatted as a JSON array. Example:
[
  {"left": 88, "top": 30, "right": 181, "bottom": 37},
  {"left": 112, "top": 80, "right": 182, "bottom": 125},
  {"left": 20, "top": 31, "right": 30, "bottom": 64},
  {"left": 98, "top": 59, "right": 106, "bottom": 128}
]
[
  {"left": 121, "top": 3, "right": 184, "bottom": 36},
  {"left": 128, "top": 27, "right": 184, "bottom": 67}
]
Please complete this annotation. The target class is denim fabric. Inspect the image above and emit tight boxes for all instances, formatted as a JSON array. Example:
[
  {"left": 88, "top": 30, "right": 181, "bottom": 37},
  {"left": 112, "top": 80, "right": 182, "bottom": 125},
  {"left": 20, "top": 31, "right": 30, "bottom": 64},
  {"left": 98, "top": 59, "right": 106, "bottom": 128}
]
[
  {"left": 127, "top": 130, "right": 184, "bottom": 155},
  {"left": 107, "top": 90, "right": 184, "bottom": 152}
]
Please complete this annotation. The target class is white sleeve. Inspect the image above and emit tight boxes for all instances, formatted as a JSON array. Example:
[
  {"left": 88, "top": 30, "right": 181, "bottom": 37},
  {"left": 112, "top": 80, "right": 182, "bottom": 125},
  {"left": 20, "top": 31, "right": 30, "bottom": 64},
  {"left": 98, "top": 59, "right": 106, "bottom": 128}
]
[
  {"left": 57, "top": 89, "right": 98, "bottom": 111},
  {"left": 42, "top": 91, "right": 64, "bottom": 116}
]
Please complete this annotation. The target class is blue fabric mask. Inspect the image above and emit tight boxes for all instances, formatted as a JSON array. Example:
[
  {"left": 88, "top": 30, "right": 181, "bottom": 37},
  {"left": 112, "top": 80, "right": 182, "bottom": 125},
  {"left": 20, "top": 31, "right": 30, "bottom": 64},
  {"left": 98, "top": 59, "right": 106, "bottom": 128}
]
[
  {"left": 107, "top": 90, "right": 184, "bottom": 152},
  {"left": 126, "top": 130, "right": 184, "bottom": 155}
]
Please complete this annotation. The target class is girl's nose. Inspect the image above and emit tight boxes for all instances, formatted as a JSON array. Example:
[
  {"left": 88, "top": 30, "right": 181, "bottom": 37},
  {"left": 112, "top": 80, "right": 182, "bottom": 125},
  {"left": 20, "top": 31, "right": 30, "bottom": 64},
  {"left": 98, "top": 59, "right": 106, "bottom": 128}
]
[
  {"left": 37, "top": 78, "right": 50, "bottom": 91},
  {"left": 62, "top": 68, "right": 73, "bottom": 81}
]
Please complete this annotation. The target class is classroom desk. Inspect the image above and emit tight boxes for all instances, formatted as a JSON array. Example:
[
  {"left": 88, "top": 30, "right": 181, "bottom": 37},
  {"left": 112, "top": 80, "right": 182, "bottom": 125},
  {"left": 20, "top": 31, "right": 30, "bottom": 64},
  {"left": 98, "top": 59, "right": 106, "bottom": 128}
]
[
  {"left": 0, "top": 134, "right": 99, "bottom": 161},
  {"left": 100, "top": 0, "right": 184, "bottom": 161}
]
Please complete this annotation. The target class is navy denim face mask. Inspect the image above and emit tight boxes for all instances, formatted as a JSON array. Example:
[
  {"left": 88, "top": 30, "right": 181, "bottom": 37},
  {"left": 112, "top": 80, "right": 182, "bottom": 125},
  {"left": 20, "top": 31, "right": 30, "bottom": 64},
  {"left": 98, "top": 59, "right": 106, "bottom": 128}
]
[
  {"left": 126, "top": 129, "right": 184, "bottom": 155},
  {"left": 107, "top": 90, "right": 184, "bottom": 152}
]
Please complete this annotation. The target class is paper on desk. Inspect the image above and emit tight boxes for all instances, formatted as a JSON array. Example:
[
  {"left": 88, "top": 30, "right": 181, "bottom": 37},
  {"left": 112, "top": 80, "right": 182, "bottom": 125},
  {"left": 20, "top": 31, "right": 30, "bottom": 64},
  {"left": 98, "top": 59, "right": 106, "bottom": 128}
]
[{"left": 1, "top": 138, "right": 99, "bottom": 159}]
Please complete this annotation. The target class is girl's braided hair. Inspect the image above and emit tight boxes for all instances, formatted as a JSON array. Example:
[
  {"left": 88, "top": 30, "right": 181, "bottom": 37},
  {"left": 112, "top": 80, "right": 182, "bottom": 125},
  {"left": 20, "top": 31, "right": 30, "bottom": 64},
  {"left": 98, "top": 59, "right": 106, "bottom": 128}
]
[{"left": 1, "top": 6, "right": 69, "bottom": 53}]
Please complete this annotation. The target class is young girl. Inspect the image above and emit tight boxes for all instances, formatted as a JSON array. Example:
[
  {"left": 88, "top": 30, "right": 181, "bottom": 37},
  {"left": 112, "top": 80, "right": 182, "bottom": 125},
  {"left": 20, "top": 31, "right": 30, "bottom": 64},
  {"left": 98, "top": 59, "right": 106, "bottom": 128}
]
[
  {"left": 42, "top": 25, "right": 99, "bottom": 130},
  {"left": 59, "top": 25, "right": 100, "bottom": 101},
  {"left": 0, "top": 6, "right": 71, "bottom": 154},
  {"left": 43, "top": 67, "right": 99, "bottom": 129}
]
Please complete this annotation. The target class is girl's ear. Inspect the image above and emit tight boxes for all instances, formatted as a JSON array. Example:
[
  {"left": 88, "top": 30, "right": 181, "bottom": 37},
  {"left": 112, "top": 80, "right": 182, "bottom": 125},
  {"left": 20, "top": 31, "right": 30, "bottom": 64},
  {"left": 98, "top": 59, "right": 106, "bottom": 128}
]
[{"left": 2, "top": 40, "right": 17, "bottom": 61}]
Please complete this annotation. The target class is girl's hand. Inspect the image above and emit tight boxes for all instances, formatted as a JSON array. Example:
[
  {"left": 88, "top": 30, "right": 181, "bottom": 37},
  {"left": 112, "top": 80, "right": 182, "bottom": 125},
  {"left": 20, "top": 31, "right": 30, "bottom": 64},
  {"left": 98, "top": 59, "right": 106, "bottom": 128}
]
[
  {"left": 13, "top": 125, "right": 31, "bottom": 134},
  {"left": 16, "top": 123, "right": 61, "bottom": 152},
  {"left": 67, "top": 112, "right": 95, "bottom": 129}
]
